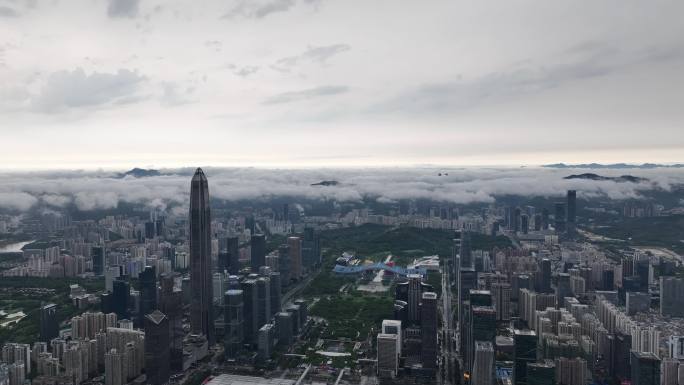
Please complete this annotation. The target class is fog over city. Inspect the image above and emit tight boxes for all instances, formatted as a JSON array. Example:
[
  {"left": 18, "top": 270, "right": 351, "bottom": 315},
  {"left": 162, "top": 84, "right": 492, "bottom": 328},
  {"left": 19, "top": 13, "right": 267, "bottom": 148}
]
[
  {"left": 3, "top": 2, "right": 684, "bottom": 384},
  {"left": 1, "top": 167, "right": 683, "bottom": 213}
]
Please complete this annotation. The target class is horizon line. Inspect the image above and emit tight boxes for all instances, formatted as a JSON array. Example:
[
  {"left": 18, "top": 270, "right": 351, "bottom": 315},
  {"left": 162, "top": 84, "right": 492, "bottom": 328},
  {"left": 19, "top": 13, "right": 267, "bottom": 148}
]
[{"left": 0, "top": 161, "right": 683, "bottom": 173}]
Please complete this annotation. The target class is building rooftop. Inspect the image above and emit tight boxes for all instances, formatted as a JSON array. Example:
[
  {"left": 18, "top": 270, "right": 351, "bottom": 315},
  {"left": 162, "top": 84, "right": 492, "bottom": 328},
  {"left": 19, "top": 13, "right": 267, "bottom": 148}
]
[
  {"left": 205, "top": 374, "right": 295, "bottom": 385},
  {"left": 145, "top": 310, "right": 167, "bottom": 325}
]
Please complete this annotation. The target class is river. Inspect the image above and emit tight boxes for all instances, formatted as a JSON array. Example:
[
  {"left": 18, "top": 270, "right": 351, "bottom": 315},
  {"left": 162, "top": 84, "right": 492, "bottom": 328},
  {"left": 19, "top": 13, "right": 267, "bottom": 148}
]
[{"left": 0, "top": 241, "right": 34, "bottom": 253}]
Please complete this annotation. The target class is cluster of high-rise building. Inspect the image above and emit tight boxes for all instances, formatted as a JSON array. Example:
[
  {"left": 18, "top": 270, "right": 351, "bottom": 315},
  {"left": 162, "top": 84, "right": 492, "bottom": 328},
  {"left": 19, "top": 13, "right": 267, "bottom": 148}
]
[
  {"left": 437, "top": 190, "right": 684, "bottom": 385},
  {"left": 502, "top": 190, "right": 577, "bottom": 236},
  {"left": 374, "top": 272, "right": 439, "bottom": 378},
  {"left": 3, "top": 171, "right": 684, "bottom": 385},
  {"left": 1, "top": 168, "right": 319, "bottom": 385}
]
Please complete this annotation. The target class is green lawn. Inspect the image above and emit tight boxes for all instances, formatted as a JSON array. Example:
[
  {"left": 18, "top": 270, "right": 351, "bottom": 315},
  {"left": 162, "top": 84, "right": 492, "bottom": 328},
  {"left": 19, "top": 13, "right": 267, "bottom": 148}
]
[
  {"left": 320, "top": 224, "right": 511, "bottom": 264},
  {"left": 309, "top": 295, "right": 394, "bottom": 340},
  {"left": 0, "top": 277, "right": 103, "bottom": 345},
  {"left": 589, "top": 215, "right": 684, "bottom": 253}
]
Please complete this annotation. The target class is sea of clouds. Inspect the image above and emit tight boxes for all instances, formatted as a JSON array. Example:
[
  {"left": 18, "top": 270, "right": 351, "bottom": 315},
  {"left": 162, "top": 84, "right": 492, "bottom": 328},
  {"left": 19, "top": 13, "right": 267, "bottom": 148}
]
[{"left": 0, "top": 167, "right": 682, "bottom": 213}]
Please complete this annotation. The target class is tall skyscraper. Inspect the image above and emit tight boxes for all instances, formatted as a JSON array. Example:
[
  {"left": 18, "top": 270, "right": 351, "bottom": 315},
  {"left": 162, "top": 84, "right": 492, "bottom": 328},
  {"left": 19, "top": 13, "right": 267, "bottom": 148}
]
[
  {"left": 256, "top": 276, "right": 271, "bottom": 331},
  {"left": 504, "top": 206, "right": 512, "bottom": 229},
  {"left": 112, "top": 279, "right": 130, "bottom": 319},
  {"left": 407, "top": 274, "right": 422, "bottom": 323},
  {"left": 520, "top": 214, "right": 529, "bottom": 234},
  {"left": 567, "top": 190, "right": 577, "bottom": 232},
  {"left": 492, "top": 283, "right": 511, "bottom": 321},
  {"left": 421, "top": 292, "right": 438, "bottom": 370},
  {"left": 241, "top": 278, "right": 259, "bottom": 345},
  {"left": 144, "top": 311, "right": 170, "bottom": 385},
  {"left": 105, "top": 349, "right": 124, "bottom": 385},
  {"left": 275, "top": 312, "right": 293, "bottom": 347},
  {"left": 542, "top": 208, "right": 550, "bottom": 230},
  {"left": 250, "top": 234, "right": 266, "bottom": 272},
  {"left": 294, "top": 299, "right": 308, "bottom": 329},
  {"left": 145, "top": 221, "right": 156, "bottom": 240},
  {"left": 555, "top": 357, "right": 587, "bottom": 385},
  {"left": 278, "top": 244, "right": 291, "bottom": 286},
  {"left": 460, "top": 230, "right": 472, "bottom": 268},
  {"left": 554, "top": 202, "right": 566, "bottom": 233},
  {"left": 139, "top": 265, "right": 157, "bottom": 320},
  {"left": 226, "top": 236, "right": 240, "bottom": 275},
  {"left": 287, "top": 236, "right": 302, "bottom": 280},
  {"left": 452, "top": 232, "right": 462, "bottom": 279},
  {"left": 266, "top": 271, "right": 282, "bottom": 315},
  {"left": 469, "top": 306, "right": 496, "bottom": 371},
  {"left": 381, "top": 320, "right": 402, "bottom": 357},
  {"left": 224, "top": 289, "right": 244, "bottom": 359},
  {"left": 460, "top": 269, "right": 478, "bottom": 302},
  {"left": 218, "top": 249, "right": 229, "bottom": 274},
  {"left": 514, "top": 329, "right": 537, "bottom": 385},
  {"left": 660, "top": 277, "right": 684, "bottom": 317},
  {"left": 159, "top": 273, "right": 183, "bottom": 372},
  {"left": 286, "top": 304, "right": 302, "bottom": 336},
  {"left": 614, "top": 332, "right": 632, "bottom": 381},
  {"left": 556, "top": 273, "right": 572, "bottom": 307},
  {"left": 631, "top": 352, "right": 660, "bottom": 385},
  {"left": 534, "top": 213, "right": 543, "bottom": 231},
  {"left": 635, "top": 259, "right": 651, "bottom": 292},
  {"left": 189, "top": 168, "right": 214, "bottom": 344},
  {"left": 377, "top": 333, "right": 399, "bottom": 378},
  {"left": 92, "top": 246, "right": 105, "bottom": 276},
  {"left": 40, "top": 303, "right": 59, "bottom": 342},
  {"left": 302, "top": 227, "right": 321, "bottom": 269},
  {"left": 257, "top": 324, "right": 275, "bottom": 362},
  {"left": 472, "top": 341, "right": 494, "bottom": 385},
  {"left": 539, "top": 258, "right": 552, "bottom": 293}
]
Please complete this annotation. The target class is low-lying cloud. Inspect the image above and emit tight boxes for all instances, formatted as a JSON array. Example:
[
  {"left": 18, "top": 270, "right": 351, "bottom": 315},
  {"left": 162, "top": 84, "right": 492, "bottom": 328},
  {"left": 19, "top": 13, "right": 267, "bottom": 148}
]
[{"left": 0, "top": 167, "right": 683, "bottom": 214}]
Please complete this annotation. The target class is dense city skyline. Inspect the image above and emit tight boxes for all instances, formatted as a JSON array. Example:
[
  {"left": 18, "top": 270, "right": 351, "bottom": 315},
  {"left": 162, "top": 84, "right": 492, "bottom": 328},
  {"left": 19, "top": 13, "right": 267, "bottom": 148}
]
[
  {"left": 1, "top": 160, "right": 684, "bottom": 385},
  {"left": 1, "top": 0, "right": 684, "bottom": 167},
  {"left": 1, "top": 2, "right": 684, "bottom": 385}
]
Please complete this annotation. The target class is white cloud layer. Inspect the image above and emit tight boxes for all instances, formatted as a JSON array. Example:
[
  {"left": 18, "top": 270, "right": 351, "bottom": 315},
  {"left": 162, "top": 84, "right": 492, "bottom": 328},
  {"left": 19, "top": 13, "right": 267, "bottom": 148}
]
[{"left": 0, "top": 167, "right": 682, "bottom": 212}]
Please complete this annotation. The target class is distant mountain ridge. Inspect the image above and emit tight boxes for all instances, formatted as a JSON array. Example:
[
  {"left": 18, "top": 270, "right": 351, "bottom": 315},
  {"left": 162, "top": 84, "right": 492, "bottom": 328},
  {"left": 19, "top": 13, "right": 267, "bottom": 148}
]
[
  {"left": 117, "top": 168, "right": 162, "bottom": 178},
  {"left": 564, "top": 173, "right": 648, "bottom": 183},
  {"left": 545, "top": 163, "right": 684, "bottom": 169},
  {"left": 311, "top": 180, "right": 340, "bottom": 186}
]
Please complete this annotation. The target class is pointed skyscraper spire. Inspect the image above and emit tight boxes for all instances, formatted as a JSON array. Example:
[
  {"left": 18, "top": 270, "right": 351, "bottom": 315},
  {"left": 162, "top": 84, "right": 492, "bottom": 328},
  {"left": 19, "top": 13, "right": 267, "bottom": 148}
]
[{"left": 189, "top": 167, "right": 214, "bottom": 344}]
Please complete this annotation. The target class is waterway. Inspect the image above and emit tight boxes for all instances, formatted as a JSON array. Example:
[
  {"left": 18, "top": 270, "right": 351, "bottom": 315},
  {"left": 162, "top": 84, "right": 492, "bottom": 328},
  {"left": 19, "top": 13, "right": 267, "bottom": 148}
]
[{"left": 0, "top": 240, "right": 34, "bottom": 253}]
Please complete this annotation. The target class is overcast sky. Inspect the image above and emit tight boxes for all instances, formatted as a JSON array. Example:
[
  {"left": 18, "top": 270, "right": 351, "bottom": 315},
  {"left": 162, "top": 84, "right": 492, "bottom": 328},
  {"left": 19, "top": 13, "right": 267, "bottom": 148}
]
[{"left": 1, "top": 0, "right": 683, "bottom": 169}]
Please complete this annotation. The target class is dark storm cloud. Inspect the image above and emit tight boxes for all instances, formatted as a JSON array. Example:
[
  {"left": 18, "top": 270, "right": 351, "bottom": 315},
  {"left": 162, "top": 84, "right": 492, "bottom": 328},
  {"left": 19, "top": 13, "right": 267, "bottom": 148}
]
[
  {"left": 31, "top": 68, "right": 146, "bottom": 113},
  {"left": 263, "top": 85, "right": 348, "bottom": 104},
  {"left": 107, "top": 0, "right": 140, "bottom": 18},
  {"left": 271, "top": 44, "right": 350, "bottom": 72}
]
